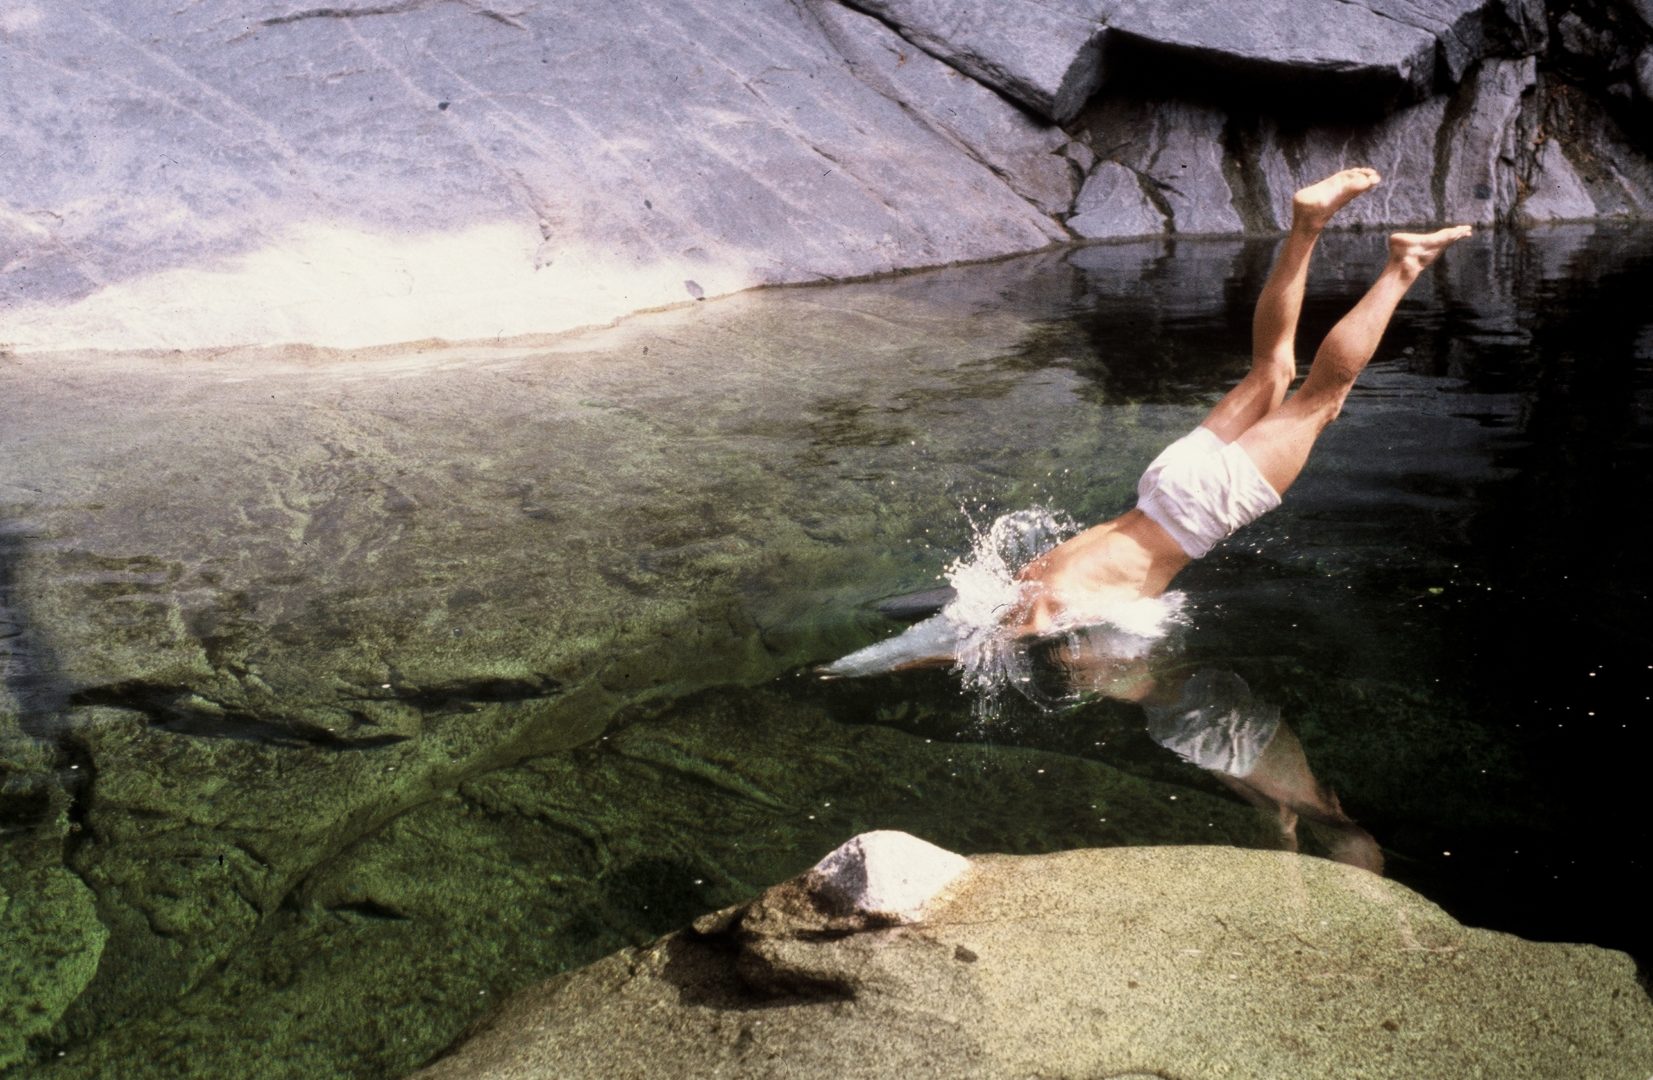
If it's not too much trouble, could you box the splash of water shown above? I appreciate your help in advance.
[940,507,1187,717]
[820,506,1188,716]
[942,507,1073,705]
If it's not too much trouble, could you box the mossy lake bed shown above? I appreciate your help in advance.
[4,227,1651,1077]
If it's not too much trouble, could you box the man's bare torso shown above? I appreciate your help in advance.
[1011,509,1191,636]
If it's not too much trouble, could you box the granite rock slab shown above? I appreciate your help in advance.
[410,843,1653,1080]
[0,0,1065,352]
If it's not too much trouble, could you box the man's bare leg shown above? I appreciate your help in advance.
[1200,168,1382,443]
[1237,226,1473,495]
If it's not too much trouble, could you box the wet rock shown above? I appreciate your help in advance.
[0,727,105,1073]
[0,253,1180,1069]
[32,687,1282,1079]
[411,843,1653,1080]
[0,852,106,1072]
[838,0,1110,123]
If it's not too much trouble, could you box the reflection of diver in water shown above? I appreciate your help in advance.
[823,170,1470,676]
[1048,628,1384,874]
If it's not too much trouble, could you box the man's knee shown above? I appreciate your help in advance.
[1294,371,1354,424]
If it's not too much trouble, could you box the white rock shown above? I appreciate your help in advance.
[808,830,969,921]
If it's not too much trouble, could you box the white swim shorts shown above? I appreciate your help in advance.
[1136,426,1282,559]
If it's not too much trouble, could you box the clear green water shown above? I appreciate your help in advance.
[2,226,1650,1077]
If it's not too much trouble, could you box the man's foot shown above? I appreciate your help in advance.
[1292,168,1382,231]
[1388,225,1473,275]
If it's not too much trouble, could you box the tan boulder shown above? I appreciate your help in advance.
[411,839,1653,1080]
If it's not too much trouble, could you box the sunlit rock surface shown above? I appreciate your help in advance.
[410,843,1653,1080]
[3,0,1652,352]
[0,0,1070,351]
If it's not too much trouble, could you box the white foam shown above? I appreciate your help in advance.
[940,507,1186,713]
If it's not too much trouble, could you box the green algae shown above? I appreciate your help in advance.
[0,706,103,1071]
[35,687,1277,1080]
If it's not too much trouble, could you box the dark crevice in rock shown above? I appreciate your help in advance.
[58,740,97,861]
[1128,166,1176,233]
[388,674,564,714]
[329,897,413,921]
[1221,114,1275,233]
[1098,29,1414,123]
[262,0,528,30]
[262,1,436,26]
[66,683,409,749]
[1433,72,1480,221]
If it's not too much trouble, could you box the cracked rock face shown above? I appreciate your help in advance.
[4,0,1651,355]
[410,844,1653,1080]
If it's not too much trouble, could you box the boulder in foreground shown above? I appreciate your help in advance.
[411,837,1653,1080]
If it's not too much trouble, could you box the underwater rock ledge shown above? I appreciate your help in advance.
[409,834,1653,1080]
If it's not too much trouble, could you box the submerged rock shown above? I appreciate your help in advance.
[411,840,1653,1080]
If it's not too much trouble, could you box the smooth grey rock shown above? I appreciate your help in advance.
[1638,46,1653,101]
[410,845,1653,1080]
[1069,162,1165,239]
[839,0,1110,123]
[1085,99,1242,235]
[1517,139,1597,223]
[1251,100,1448,230]
[808,0,1078,215]
[1065,140,1097,175]
[1630,0,1653,31]
[1106,0,1438,104]
[0,0,1064,353]
[1439,58,1537,225]
[1357,0,1547,81]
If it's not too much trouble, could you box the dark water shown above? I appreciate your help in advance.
[806,225,1653,969]
[2,225,1651,1077]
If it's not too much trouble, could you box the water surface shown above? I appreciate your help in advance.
[2,226,1650,1078]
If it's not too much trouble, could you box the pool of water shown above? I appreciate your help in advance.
[2,225,1650,1077]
